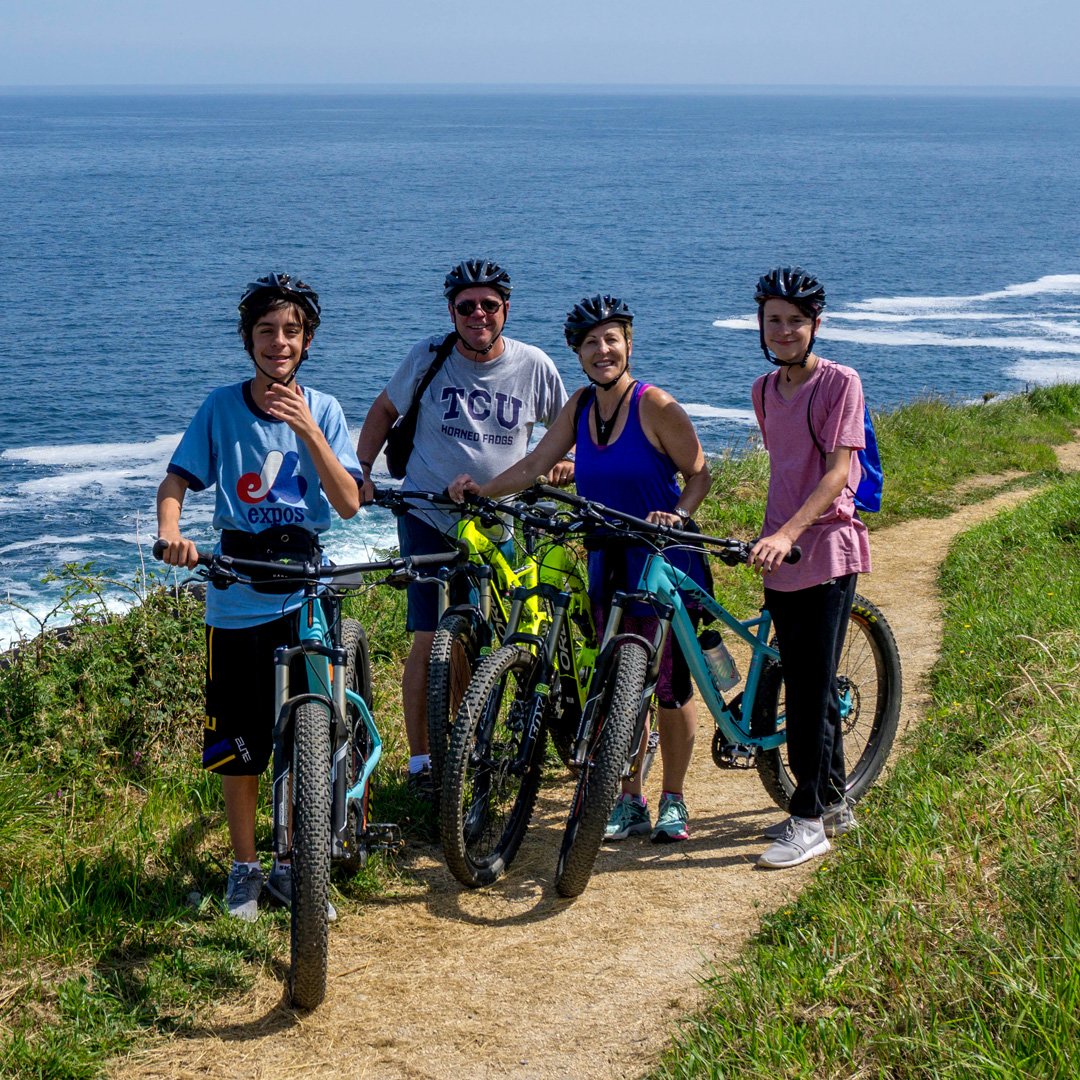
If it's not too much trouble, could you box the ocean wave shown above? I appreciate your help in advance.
[2,433,182,466]
[819,327,1080,353]
[682,404,757,422]
[1004,358,1080,384]
[850,273,1080,312]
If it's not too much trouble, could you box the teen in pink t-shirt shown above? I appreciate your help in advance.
[747,267,870,870]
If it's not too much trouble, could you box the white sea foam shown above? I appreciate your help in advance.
[851,274,1080,313]
[818,326,1080,354]
[16,462,167,498]
[2,434,181,466]
[1004,358,1080,384]
[682,404,757,423]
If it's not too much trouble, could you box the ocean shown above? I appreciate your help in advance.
[2,89,1079,646]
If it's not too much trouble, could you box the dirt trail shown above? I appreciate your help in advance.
[114,441,1080,1080]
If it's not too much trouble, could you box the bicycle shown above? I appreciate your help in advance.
[372,487,568,795]
[437,489,597,888]
[153,539,454,1008]
[512,487,902,899]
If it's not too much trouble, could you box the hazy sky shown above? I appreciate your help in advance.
[4,0,1079,88]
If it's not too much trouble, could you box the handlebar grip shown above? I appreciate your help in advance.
[786,546,802,564]
[152,539,168,560]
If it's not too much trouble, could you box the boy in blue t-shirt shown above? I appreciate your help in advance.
[156,273,362,921]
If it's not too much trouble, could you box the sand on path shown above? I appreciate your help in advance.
[112,440,1080,1080]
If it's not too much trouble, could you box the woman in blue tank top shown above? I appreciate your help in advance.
[449,294,711,845]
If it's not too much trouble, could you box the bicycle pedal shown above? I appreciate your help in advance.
[712,738,756,769]
[362,822,404,852]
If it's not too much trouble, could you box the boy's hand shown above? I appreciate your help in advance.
[157,535,199,569]
[264,383,317,440]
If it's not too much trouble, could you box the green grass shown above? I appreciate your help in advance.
[1,383,1078,1077]
[653,476,1080,1078]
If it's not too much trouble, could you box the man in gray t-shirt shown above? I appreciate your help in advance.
[355,259,572,801]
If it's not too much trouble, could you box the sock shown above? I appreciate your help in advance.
[409,754,431,774]
[234,860,261,874]
[662,790,684,802]
[629,794,646,808]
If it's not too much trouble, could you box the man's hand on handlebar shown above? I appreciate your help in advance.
[447,474,481,503]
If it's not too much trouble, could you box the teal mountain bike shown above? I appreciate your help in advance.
[515,488,902,899]
[154,540,453,1008]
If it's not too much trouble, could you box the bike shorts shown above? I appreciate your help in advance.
[397,511,512,634]
[203,614,308,776]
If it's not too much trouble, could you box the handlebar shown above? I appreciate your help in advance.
[519,485,801,566]
[151,538,462,588]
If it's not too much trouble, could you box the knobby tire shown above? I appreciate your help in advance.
[341,618,373,875]
[427,613,480,794]
[289,700,332,1010]
[440,645,546,888]
[752,593,902,810]
[554,640,648,899]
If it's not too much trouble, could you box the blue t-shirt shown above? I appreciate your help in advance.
[167,380,362,628]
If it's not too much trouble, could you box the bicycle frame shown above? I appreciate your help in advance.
[437,513,547,641]
[606,552,786,752]
[270,588,381,864]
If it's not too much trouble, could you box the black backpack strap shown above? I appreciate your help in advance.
[805,377,825,458]
[411,331,458,411]
[758,370,777,426]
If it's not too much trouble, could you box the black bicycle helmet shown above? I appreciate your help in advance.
[238,272,321,329]
[443,259,512,300]
[754,266,826,316]
[754,266,825,369]
[563,294,635,350]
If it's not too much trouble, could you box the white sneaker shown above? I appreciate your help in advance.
[758,816,830,869]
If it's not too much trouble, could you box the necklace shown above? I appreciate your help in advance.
[594,380,636,446]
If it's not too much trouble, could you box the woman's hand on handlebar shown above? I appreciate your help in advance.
[546,458,575,487]
[447,474,481,503]
[646,509,686,529]
[155,534,200,569]
[748,531,796,576]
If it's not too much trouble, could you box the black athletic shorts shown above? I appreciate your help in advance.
[203,614,308,776]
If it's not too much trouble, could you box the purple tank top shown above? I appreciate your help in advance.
[575,383,708,607]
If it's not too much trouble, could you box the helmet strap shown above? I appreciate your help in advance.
[252,354,304,387]
[757,309,816,378]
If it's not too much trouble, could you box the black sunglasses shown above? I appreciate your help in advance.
[454,298,504,316]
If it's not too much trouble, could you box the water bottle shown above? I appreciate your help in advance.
[698,628,739,692]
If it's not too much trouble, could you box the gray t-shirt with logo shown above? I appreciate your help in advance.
[386,334,568,535]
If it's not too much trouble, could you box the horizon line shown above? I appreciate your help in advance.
[3,81,1080,95]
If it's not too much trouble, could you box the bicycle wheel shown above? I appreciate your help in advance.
[753,594,902,810]
[341,618,373,875]
[554,640,648,899]
[289,699,332,1010]
[440,644,546,888]
[427,612,480,793]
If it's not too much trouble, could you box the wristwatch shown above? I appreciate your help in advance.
[674,507,690,522]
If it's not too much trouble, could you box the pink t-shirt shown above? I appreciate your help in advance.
[752,358,872,592]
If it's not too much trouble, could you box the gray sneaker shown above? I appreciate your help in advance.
[763,801,855,840]
[823,800,856,837]
[224,863,264,921]
[758,816,831,869]
[762,815,793,841]
[266,863,337,922]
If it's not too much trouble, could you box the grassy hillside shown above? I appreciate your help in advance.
[1,385,1078,1077]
